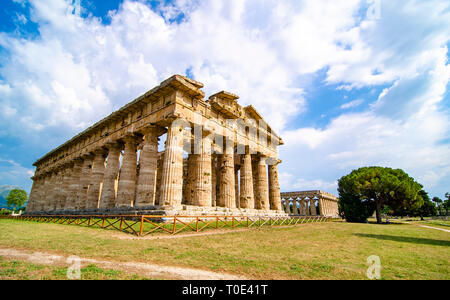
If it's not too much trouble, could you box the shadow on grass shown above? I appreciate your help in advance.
[354,233,450,247]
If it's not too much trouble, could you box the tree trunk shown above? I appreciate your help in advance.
[376,200,382,224]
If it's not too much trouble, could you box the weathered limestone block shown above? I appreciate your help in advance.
[255,156,270,210]
[239,151,254,209]
[117,135,139,207]
[135,128,160,207]
[159,121,185,207]
[268,161,282,211]
[86,149,106,209]
[100,143,122,209]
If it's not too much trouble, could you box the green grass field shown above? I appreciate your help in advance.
[0,218,448,280]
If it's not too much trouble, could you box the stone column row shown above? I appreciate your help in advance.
[27,120,283,213]
[281,197,319,216]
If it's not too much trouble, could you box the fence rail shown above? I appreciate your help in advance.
[0,214,331,237]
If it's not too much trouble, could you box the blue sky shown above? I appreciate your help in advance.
[0,0,449,199]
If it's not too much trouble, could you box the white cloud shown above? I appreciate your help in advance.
[341,99,363,109]
[0,0,449,197]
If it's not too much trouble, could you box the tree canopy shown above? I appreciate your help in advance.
[338,167,424,223]
[6,189,27,211]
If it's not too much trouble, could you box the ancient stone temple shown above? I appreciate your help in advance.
[26,75,287,217]
[281,191,339,217]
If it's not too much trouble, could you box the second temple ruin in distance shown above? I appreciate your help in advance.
[25,75,339,217]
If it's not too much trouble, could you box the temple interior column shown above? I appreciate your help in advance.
[268,160,281,211]
[135,127,160,207]
[234,164,240,208]
[100,143,122,209]
[211,155,217,207]
[239,147,254,209]
[117,135,139,207]
[217,137,235,208]
[87,149,106,209]
[185,153,195,205]
[159,121,185,207]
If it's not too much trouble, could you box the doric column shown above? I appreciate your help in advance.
[100,142,122,208]
[45,171,57,211]
[234,165,240,208]
[59,164,72,210]
[182,158,189,205]
[310,198,317,216]
[76,154,94,210]
[117,135,139,207]
[159,121,185,207]
[217,138,235,208]
[184,154,195,205]
[300,198,306,216]
[192,134,212,207]
[30,176,41,211]
[27,176,39,211]
[255,155,269,210]
[305,198,310,216]
[239,148,254,209]
[268,160,282,211]
[65,159,83,210]
[318,197,324,216]
[292,198,299,215]
[52,168,64,211]
[154,152,164,206]
[38,174,50,211]
[284,199,290,213]
[86,149,106,209]
[135,127,160,207]
[211,155,217,207]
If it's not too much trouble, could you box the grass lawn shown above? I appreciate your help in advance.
[0,218,448,280]
[0,256,151,280]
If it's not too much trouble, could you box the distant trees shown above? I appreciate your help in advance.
[338,167,424,224]
[6,189,27,211]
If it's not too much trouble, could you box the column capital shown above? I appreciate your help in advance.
[137,124,167,137]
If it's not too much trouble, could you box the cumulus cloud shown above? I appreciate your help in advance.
[0,0,449,197]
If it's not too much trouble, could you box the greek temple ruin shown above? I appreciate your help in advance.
[25,75,290,217]
[281,191,339,217]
